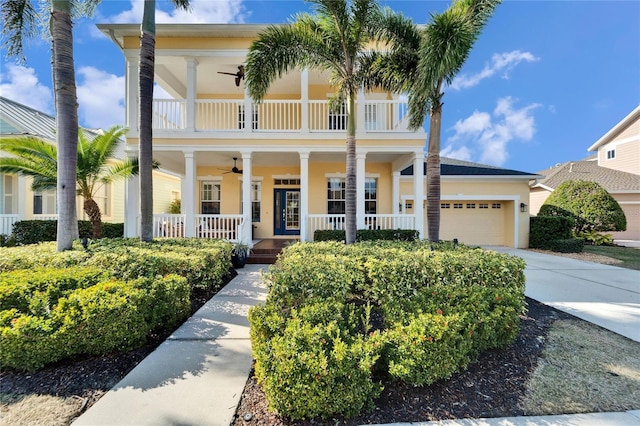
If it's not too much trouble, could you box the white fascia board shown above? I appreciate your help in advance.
[588,105,640,152]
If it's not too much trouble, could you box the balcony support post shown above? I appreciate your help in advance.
[413,151,425,239]
[186,57,198,131]
[241,152,253,244]
[184,151,196,237]
[356,150,366,230]
[126,56,139,136]
[299,150,310,241]
[301,68,309,132]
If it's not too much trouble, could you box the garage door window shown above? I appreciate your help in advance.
[441,203,450,209]
[466,203,476,209]
[492,203,501,209]
[454,203,463,209]
[479,203,488,209]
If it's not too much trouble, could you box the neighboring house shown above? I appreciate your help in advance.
[0,96,181,236]
[97,23,537,248]
[530,106,640,240]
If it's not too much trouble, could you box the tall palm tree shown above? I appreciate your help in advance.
[0,125,140,238]
[245,0,414,244]
[138,0,190,242]
[374,0,500,242]
[1,0,100,251]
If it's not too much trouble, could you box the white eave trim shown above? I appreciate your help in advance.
[588,105,640,152]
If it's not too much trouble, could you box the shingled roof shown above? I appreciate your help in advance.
[533,159,640,192]
[401,157,539,178]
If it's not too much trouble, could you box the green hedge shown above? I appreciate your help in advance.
[249,241,526,420]
[529,215,574,249]
[0,271,190,371]
[549,238,584,253]
[11,220,124,245]
[313,229,419,242]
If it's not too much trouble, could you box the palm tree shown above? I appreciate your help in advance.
[374,0,500,242]
[0,125,140,238]
[245,0,414,244]
[1,0,100,251]
[138,0,190,242]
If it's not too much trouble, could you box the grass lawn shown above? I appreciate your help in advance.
[583,245,640,270]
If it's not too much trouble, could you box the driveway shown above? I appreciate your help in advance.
[486,247,640,342]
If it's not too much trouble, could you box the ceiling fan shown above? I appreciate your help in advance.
[219,157,243,174]
[217,65,245,87]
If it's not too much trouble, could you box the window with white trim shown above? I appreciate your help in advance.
[92,183,111,217]
[201,181,221,214]
[252,182,261,222]
[606,149,616,160]
[365,178,377,214]
[2,175,15,214]
[34,190,56,215]
[327,178,345,214]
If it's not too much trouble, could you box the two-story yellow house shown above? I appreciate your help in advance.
[99,23,537,248]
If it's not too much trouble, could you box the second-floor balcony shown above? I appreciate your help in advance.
[151,98,412,134]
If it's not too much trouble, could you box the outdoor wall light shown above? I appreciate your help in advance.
[520,203,528,213]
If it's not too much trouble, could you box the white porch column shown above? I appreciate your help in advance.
[185,57,198,131]
[17,176,28,220]
[413,151,425,239]
[243,87,253,133]
[241,151,253,244]
[357,87,365,133]
[299,150,310,241]
[124,149,139,237]
[356,151,367,230]
[392,171,400,215]
[125,57,139,136]
[183,151,196,237]
[301,68,309,132]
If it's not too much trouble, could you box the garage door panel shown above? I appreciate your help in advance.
[439,201,504,246]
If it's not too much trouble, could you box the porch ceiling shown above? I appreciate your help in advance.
[153,151,406,176]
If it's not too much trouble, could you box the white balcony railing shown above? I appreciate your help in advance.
[153,214,186,237]
[155,99,411,133]
[0,214,18,236]
[306,213,415,240]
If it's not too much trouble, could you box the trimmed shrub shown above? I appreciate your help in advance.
[313,229,419,242]
[529,215,574,249]
[11,220,124,245]
[0,273,189,371]
[549,238,584,253]
[251,241,527,420]
[250,302,382,420]
[539,180,626,233]
[577,230,613,246]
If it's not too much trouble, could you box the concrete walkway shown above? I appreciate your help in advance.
[73,249,640,426]
[73,265,267,426]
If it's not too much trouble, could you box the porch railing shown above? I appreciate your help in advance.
[0,214,18,236]
[156,99,410,133]
[307,213,416,240]
[152,214,244,242]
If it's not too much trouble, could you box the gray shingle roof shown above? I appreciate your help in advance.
[534,159,640,192]
[401,157,539,177]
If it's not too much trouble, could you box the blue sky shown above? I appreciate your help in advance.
[1,0,638,174]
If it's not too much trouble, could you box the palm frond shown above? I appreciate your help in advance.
[0,0,38,62]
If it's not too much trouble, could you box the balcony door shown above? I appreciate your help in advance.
[274,189,300,235]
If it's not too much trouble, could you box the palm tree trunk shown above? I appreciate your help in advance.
[51,0,79,251]
[345,95,357,244]
[139,0,155,242]
[84,198,102,239]
[426,101,442,242]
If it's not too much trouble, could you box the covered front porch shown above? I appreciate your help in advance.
[126,147,426,246]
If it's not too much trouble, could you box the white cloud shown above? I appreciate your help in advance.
[450,50,539,91]
[108,0,245,24]
[442,97,541,166]
[76,66,126,129]
[0,64,53,113]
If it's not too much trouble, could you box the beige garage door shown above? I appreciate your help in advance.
[439,201,505,246]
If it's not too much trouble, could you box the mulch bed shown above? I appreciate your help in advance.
[231,297,574,425]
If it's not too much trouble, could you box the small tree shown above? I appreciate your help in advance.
[539,180,626,234]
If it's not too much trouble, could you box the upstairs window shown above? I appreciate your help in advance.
[606,149,616,160]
